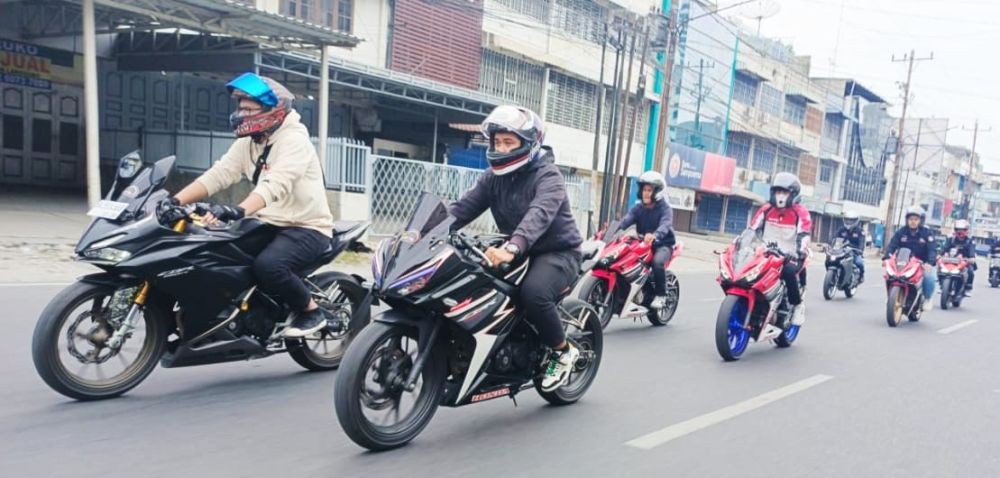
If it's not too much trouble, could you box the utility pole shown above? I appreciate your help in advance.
[651,1,678,173]
[961,120,991,219]
[882,49,933,252]
[693,58,715,147]
[599,23,627,227]
[617,20,652,212]
[610,19,639,220]
[589,22,609,237]
[896,118,924,227]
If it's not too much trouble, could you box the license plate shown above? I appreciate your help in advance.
[86,200,129,220]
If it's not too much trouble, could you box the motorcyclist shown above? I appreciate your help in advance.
[835,210,866,282]
[884,206,938,311]
[619,171,676,309]
[942,219,977,296]
[748,172,811,327]
[163,73,336,338]
[449,105,584,392]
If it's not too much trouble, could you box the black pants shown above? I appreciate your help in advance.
[651,245,674,296]
[967,266,976,290]
[253,227,330,311]
[519,250,582,348]
[782,260,805,306]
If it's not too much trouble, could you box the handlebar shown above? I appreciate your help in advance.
[450,231,511,273]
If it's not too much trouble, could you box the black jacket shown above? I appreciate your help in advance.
[885,226,937,264]
[620,196,675,247]
[943,236,976,259]
[835,226,865,250]
[450,147,583,255]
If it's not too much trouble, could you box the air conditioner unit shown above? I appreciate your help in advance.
[757,112,768,126]
[741,106,752,119]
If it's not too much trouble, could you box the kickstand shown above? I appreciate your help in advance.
[509,394,518,407]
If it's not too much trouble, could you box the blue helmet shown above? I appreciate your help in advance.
[226,72,279,108]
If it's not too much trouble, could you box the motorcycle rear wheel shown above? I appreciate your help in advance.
[647,272,679,326]
[536,299,603,405]
[286,272,368,371]
[940,278,952,310]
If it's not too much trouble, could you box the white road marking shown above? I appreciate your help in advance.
[625,374,834,450]
[0,282,71,288]
[937,320,978,335]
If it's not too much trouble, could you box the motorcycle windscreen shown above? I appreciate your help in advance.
[895,248,912,267]
[732,229,764,272]
[381,193,457,287]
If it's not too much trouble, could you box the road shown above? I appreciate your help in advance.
[2,269,998,478]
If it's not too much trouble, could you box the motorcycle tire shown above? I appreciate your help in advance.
[334,321,446,451]
[536,298,603,405]
[822,269,838,300]
[716,295,750,361]
[886,285,905,327]
[32,281,168,401]
[647,272,680,326]
[577,274,615,330]
[940,278,952,310]
[286,272,368,371]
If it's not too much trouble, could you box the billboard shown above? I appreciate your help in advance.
[0,39,76,90]
[664,142,736,194]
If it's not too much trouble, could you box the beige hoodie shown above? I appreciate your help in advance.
[196,110,335,237]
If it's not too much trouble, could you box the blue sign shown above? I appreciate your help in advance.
[664,142,705,190]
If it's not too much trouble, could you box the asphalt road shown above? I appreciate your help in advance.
[2,269,999,478]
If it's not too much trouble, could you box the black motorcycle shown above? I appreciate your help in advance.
[989,253,1000,288]
[32,152,371,401]
[822,238,861,300]
[334,194,603,451]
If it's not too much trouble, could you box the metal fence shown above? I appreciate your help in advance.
[367,155,593,239]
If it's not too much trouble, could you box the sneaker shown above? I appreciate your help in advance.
[923,300,934,312]
[282,308,328,338]
[964,289,972,298]
[790,304,806,326]
[540,344,580,392]
[650,295,668,309]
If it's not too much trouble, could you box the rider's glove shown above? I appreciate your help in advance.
[156,197,186,225]
[205,204,245,222]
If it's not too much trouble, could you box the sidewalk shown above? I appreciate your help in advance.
[0,191,881,283]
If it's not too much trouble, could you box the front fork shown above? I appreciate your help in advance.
[106,281,150,350]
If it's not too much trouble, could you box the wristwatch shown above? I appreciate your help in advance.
[504,242,521,257]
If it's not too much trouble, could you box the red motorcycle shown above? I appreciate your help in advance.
[882,247,925,327]
[937,248,971,310]
[577,221,683,329]
[714,229,806,361]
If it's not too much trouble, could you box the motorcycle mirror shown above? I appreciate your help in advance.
[150,155,177,187]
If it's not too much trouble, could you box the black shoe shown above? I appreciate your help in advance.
[283,309,328,338]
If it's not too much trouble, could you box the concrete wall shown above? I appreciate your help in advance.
[546,123,647,176]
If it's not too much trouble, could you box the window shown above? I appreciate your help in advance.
[820,160,834,183]
[338,0,352,32]
[2,114,23,150]
[823,115,842,141]
[783,97,806,126]
[726,133,751,168]
[775,146,799,174]
[752,140,775,173]
[547,71,599,132]
[601,92,648,143]
[281,0,352,32]
[551,0,605,44]
[759,84,783,117]
[733,74,758,106]
[479,49,545,114]
[59,122,78,155]
[287,0,296,16]
[495,0,548,22]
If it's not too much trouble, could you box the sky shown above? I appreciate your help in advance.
[719,0,1000,174]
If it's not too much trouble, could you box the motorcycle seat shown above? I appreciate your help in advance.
[333,221,364,237]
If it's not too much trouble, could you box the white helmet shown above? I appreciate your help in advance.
[843,210,860,229]
[636,171,666,200]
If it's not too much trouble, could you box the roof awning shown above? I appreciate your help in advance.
[449,123,483,133]
[21,0,359,49]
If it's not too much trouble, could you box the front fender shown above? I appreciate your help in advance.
[77,272,142,287]
[374,309,442,358]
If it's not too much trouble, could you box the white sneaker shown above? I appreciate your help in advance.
[540,344,580,392]
[650,295,668,309]
[923,300,934,312]
[790,304,806,326]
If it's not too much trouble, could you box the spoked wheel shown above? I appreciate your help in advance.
[287,272,367,371]
[536,298,603,405]
[577,275,614,329]
[32,281,167,400]
[886,285,905,327]
[334,322,445,451]
[716,295,750,361]
[647,272,680,326]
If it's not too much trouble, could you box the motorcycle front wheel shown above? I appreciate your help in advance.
[939,278,952,310]
[822,269,838,300]
[886,285,905,327]
[577,274,615,329]
[32,281,168,401]
[334,321,445,451]
[715,295,750,361]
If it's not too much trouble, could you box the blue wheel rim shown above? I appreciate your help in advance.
[783,324,800,342]
[727,299,750,357]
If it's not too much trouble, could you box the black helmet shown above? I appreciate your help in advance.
[636,170,666,200]
[769,172,801,208]
[480,105,545,176]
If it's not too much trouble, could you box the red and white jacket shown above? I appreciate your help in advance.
[748,203,812,256]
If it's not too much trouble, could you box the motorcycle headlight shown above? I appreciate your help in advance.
[901,267,917,279]
[372,239,390,286]
[389,265,438,297]
[81,247,132,264]
[719,255,731,280]
[600,244,626,264]
[742,263,765,282]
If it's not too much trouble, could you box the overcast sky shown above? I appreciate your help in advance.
[723,0,1000,174]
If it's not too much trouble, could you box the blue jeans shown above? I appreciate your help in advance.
[853,254,865,277]
[922,267,937,299]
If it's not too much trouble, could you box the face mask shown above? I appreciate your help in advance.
[774,192,789,208]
